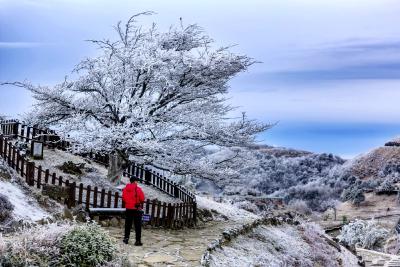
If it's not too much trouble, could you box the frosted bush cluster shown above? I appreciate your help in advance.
[380,160,400,177]
[0,222,74,266]
[341,180,365,205]
[58,224,117,267]
[287,200,312,215]
[0,222,124,267]
[338,219,388,250]
[376,176,397,193]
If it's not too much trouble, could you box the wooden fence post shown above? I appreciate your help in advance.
[26,127,31,143]
[145,168,151,185]
[37,165,42,189]
[26,161,35,186]
[156,200,162,226]
[78,183,83,205]
[162,202,167,227]
[193,202,197,226]
[86,185,91,210]
[174,183,179,198]
[45,169,50,184]
[107,190,112,208]
[13,122,19,138]
[3,138,7,160]
[168,203,175,228]
[151,199,157,226]
[7,142,11,165]
[67,182,76,209]
[11,147,16,169]
[93,187,98,208]
[0,135,3,155]
[20,157,25,177]
[114,192,119,208]
[100,189,105,207]
[52,173,56,184]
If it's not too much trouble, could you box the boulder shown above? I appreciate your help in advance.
[0,193,13,223]
[63,207,74,220]
[100,220,110,227]
[110,217,119,227]
[71,204,89,222]
[58,161,85,175]
[0,165,11,180]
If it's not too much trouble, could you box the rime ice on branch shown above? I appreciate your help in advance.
[7,12,270,180]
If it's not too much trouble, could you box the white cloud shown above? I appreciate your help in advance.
[0,42,44,48]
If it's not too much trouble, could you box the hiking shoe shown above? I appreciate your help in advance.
[134,241,143,246]
[123,238,129,244]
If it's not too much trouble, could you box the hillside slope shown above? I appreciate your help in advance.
[207,222,358,267]
[195,145,349,212]
[350,144,400,180]
[0,160,57,230]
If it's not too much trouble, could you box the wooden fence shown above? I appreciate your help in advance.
[0,134,197,228]
[0,120,196,203]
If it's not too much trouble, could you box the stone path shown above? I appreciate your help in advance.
[108,220,241,266]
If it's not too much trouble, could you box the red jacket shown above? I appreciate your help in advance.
[122,183,145,210]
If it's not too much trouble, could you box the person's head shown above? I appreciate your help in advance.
[130,177,139,183]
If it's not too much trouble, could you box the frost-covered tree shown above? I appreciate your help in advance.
[376,177,397,194]
[5,13,269,179]
[338,219,388,250]
[341,181,365,206]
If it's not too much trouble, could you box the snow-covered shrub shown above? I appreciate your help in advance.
[341,181,365,205]
[376,177,397,193]
[58,223,116,266]
[360,179,380,192]
[277,181,342,212]
[338,220,388,250]
[0,222,74,266]
[234,200,259,213]
[380,161,400,177]
[0,222,121,267]
[288,200,312,215]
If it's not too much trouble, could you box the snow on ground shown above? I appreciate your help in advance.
[196,195,260,223]
[32,147,108,181]
[208,223,359,267]
[32,147,180,203]
[0,180,50,222]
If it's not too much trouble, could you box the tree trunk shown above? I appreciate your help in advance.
[107,153,126,185]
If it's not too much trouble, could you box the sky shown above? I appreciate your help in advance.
[1,0,400,158]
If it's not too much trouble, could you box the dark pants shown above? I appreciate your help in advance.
[124,209,142,242]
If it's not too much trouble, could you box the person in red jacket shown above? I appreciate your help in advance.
[122,176,145,245]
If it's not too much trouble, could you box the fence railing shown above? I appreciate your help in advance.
[0,135,197,228]
[0,120,196,203]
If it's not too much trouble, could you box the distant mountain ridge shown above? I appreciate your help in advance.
[196,138,400,212]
